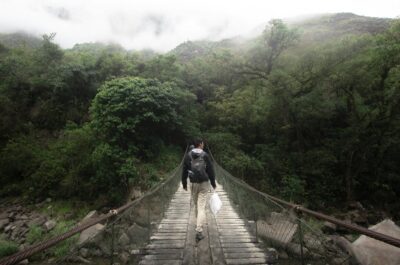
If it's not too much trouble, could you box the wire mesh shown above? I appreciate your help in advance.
[215,164,351,265]
[53,162,183,265]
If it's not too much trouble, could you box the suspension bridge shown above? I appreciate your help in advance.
[1,151,400,265]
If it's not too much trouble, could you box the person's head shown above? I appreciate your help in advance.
[193,138,204,149]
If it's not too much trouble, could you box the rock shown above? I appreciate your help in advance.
[119,251,130,265]
[0,218,10,230]
[77,257,91,264]
[266,248,278,264]
[18,214,29,220]
[118,233,130,246]
[92,249,102,256]
[349,201,365,211]
[286,242,309,257]
[352,219,400,265]
[78,223,105,245]
[46,198,52,203]
[44,220,57,231]
[322,221,337,234]
[81,210,98,223]
[64,212,74,220]
[28,217,46,227]
[0,212,8,219]
[17,259,29,264]
[279,250,289,259]
[4,224,13,233]
[130,188,143,200]
[79,248,89,258]
[126,223,149,245]
[8,212,16,220]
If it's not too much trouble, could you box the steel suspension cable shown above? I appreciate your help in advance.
[207,147,400,249]
[0,147,187,265]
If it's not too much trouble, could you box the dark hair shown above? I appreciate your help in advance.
[193,138,204,148]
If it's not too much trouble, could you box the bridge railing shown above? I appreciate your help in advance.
[52,162,184,265]
[215,164,352,265]
[0,155,184,265]
[214,158,400,264]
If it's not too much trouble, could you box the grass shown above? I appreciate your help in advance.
[26,220,79,259]
[26,199,91,260]
[37,200,91,220]
[26,225,44,244]
[0,236,19,259]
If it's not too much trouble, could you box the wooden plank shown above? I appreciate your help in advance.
[221,242,260,248]
[143,253,182,260]
[139,260,182,265]
[151,235,186,240]
[223,247,266,253]
[225,258,267,264]
[183,203,196,265]
[224,252,266,259]
[146,242,185,249]
[206,206,225,265]
[145,249,183,254]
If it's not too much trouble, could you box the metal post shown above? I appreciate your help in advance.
[147,205,151,243]
[253,207,258,243]
[297,217,305,265]
[162,185,165,218]
[110,223,115,265]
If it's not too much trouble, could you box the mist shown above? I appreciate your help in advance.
[0,0,399,51]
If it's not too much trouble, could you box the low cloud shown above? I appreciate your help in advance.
[0,0,398,52]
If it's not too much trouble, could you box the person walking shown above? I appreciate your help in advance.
[182,139,216,242]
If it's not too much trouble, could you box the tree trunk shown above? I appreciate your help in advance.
[345,150,355,203]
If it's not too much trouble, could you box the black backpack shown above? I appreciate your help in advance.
[189,152,209,182]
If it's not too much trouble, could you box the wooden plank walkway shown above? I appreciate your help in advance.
[138,184,272,265]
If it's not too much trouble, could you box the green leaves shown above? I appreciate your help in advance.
[90,77,196,157]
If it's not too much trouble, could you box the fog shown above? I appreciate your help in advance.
[0,0,399,51]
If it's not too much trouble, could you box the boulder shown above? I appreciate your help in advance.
[266,248,278,264]
[44,220,57,231]
[352,219,400,265]
[127,223,149,245]
[27,216,46,227]
[78,223,105,245]
[0,218,9,230]
[118,233,130,246]
[119,251,130,265]
[322,221,337,234]
[81,210,98,223]
[79,248,89,258]
[130,188,143,200]
[0,212,8,219]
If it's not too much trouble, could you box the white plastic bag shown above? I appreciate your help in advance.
[210,192,222,215]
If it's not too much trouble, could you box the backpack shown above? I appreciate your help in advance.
[189,151,209,182]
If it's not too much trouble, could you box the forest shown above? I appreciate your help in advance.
[0,13,399,221]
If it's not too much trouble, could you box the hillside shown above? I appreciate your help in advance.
[170,13,392,63]
[290,13,391,45]
[0,32,42,49]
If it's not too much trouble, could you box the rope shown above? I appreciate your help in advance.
[208,148,400,249]
[0,147,187,265]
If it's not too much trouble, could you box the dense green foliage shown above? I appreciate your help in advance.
[0,13,399,219]
[0,236,18,258]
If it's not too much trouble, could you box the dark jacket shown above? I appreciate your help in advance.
[182,148,216,190]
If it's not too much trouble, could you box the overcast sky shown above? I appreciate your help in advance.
[0,0,399,51]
